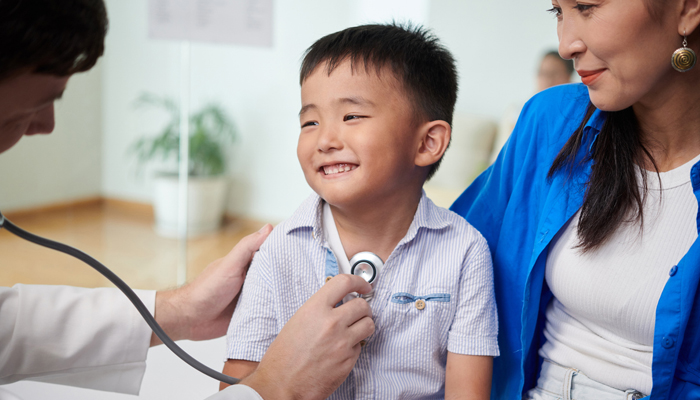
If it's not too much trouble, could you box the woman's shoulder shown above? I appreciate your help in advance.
[525,83,590,112]
[521,83,590,123]
[511,84,592,150]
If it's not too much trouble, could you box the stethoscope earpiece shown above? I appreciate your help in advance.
[349,252,384,284]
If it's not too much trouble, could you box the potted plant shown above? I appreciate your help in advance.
[130,93,237,237]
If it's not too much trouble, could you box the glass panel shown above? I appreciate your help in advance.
[0,1,561,397]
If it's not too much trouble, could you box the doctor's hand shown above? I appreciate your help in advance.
[240,274,375,400]
[150,224,273,346]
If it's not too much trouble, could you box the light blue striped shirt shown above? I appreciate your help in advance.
[226,191,499,399]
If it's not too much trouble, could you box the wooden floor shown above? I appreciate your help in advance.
[0,200,265,290]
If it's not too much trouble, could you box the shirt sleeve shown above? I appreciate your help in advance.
[204,384,264,400]
[0,284,155,394]
[225,251,278,362]
[447,237,500,356]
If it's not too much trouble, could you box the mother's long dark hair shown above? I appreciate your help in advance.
[547,104,658,252]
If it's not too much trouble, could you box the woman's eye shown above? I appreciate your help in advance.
[546,6,562,17]
[573,3,594,13]
[301,121,318,128]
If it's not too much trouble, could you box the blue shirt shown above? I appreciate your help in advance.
[451,83,700,400]
[227,191,499,399]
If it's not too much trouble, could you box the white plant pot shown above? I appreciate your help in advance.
[152,175,228,238]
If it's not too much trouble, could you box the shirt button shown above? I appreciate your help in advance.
[415,299,426,310]
[325,276,333,283]
[661,336,675,349]
[669,265,678,276]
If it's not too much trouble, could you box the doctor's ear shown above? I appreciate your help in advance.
[414,120,451,168]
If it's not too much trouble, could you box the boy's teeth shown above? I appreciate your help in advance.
[323,163,357,175]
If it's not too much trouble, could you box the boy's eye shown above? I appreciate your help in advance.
[343,115,366,122]
[301,121,318,128]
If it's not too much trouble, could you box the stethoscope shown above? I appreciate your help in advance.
[348,251,384,303]
[0,209,385,385]
[349,251,383,285]
[0,211,240,385]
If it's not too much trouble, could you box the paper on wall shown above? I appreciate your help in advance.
[148,0,273,47]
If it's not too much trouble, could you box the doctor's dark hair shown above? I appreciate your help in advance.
[0,0,108,81]
[299,23,458,180]
[548,104,658,252]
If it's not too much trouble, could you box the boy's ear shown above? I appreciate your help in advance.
[415,120,451,168]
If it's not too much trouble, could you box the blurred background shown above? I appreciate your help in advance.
[0,0,568,398]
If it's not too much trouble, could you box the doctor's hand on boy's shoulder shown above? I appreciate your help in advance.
[241,274,375,400]
[150,224,274,346]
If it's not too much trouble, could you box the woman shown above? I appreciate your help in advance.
[452,0,700,399]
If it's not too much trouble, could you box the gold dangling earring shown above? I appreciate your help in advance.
[672,31,697,72]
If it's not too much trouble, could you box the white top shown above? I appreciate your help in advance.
[0,284,260,399]
[541,154,700,394]
[322,201,352,275]
[322,201,361,304]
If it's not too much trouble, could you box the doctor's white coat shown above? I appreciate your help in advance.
[0,284,260,399]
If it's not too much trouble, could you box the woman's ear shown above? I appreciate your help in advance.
[680,0,700,37]
[415,120,451,168]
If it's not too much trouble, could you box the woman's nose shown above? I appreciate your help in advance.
[557,16,586,62]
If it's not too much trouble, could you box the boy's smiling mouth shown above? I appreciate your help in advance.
[322,163,358,176]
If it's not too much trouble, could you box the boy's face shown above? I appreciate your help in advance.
[298,60,422,209]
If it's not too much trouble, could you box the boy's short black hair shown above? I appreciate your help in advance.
[300,23,458,180]
[0,0,108,81]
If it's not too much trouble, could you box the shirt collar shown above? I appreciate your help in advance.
[284,190,452,244]
[400,190,452,245]
[583,107,606,154]
[284,193,323,238]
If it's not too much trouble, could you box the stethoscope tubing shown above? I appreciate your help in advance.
[0,211,240,385]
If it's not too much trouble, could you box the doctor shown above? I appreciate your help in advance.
[0,0,375,399]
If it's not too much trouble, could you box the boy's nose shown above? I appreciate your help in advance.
[317,125,343,152]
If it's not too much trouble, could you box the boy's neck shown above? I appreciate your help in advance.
[328,188,423,263]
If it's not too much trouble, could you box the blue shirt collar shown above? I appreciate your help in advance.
[584,107,606,154]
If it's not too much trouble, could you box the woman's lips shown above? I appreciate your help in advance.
[578,69,605,86]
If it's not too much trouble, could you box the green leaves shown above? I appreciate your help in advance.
[129,93,237,177]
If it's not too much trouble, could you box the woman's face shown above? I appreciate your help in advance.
[552,0,680,111]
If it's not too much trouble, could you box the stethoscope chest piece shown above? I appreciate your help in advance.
[349,252,384,284]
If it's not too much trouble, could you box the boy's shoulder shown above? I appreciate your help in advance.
[418,193,489,252]
[259,193,322,252]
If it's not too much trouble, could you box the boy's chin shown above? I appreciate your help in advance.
[319,192,362,209]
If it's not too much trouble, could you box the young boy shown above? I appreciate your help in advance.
[222,24,498,399]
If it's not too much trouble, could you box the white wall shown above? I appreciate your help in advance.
[100,0,559,223]
[430,0,559,119]
[101,0,181,204]
[100,0,433,223]
[1,0,560,221]
[0,65,103,212]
